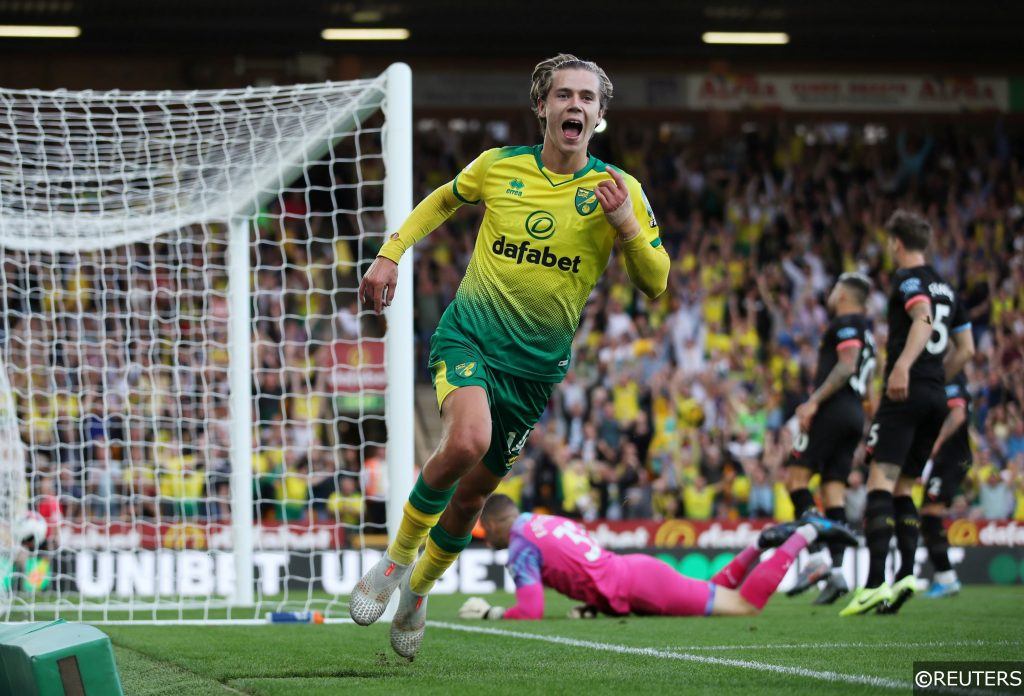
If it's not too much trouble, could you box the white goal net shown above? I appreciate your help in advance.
[0,65,414,623]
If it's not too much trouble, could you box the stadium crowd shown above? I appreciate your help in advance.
[413,119,1024,525]
[3,117,1024,534]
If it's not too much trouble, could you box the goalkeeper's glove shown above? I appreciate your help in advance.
[458,596,505,620]
[567,604,599,619]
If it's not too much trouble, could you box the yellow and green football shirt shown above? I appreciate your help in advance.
[389,144,666,382]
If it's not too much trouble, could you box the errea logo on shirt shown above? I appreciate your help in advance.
[506,178,524,197]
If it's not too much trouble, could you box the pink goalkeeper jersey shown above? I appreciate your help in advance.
[505,513,630,617]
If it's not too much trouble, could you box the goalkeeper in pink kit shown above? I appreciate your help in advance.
[459,495,858,620]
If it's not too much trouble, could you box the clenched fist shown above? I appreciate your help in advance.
[594,166,636,239]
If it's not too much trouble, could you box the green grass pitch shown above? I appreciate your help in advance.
[103,587,1024,695]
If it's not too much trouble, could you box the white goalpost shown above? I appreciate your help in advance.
[0,64,414,623]
[0,353,28,615]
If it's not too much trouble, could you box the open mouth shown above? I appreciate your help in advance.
[561,119,583,141]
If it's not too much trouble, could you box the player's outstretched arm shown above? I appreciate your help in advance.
[459,530,547,620]
[360,183,465,313]
[501,583,545,620]
[457,584,546,621]
[470,536,546,620]
[595,167,669,300]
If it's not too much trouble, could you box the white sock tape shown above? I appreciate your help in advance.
[604,194,633,229]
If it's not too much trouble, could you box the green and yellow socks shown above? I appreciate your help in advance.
[410,525,473,595]
[385,473,474,595]
[386,474,456,565]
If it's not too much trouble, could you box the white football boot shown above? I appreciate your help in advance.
[349,552,411,626]
[390,571,428,659]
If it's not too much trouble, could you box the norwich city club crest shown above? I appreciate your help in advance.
[454,361,477,378]
[575,187,598,216]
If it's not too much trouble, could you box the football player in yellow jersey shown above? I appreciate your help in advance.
[349,53,669,658]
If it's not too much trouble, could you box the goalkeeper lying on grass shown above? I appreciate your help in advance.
[459,495,858,620]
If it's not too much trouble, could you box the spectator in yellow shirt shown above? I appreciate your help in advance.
[683,476,716,520]
[329,476,364,528]
[493,473,525,508]
[612,373,640,425]
[773,479,796,522]
[561,459,594,519]
[278,454,310,522]
[1013,476,1024,522]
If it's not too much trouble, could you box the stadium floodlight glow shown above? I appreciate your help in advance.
[702,31,789,45]
[322,28,410,41]
[595,119,608,134]
[0,25,80,38]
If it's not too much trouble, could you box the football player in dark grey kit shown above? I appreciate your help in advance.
[841,211,974,617]
[920,371,973,598]
[785,273,876,604]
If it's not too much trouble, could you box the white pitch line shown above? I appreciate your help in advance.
[429,621,909,691]
[90,618,357,626]
[661,639,1023,651]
